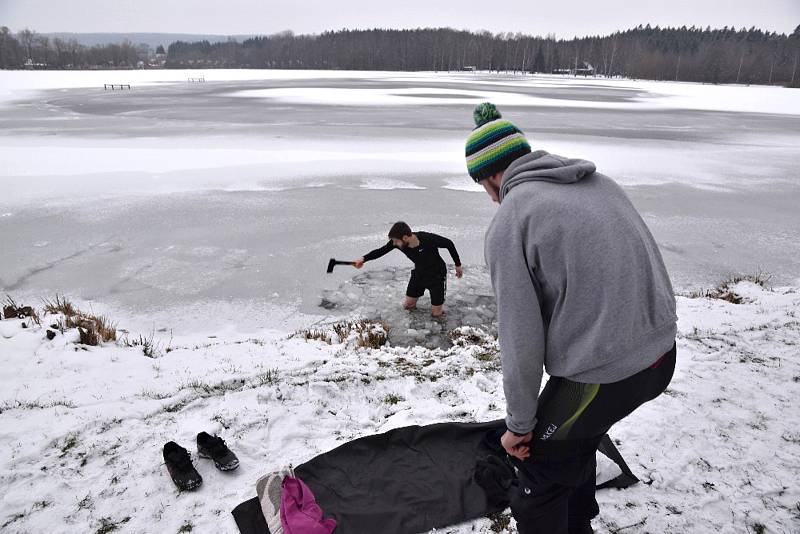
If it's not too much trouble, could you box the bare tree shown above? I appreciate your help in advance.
[34,35,49,65]
[18,28,35,60]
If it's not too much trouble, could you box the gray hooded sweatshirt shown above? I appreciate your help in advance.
[485,150,677,435]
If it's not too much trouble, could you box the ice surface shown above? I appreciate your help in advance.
[0,70,799,331]
[2,69,799,534]
[227,78,800,115]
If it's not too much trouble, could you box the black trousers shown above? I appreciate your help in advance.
[510,343,677,534]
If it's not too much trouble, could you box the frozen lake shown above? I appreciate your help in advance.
[1,70,799,332]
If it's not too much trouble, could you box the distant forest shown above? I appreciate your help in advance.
[2,24,799,86]
[0,27,159,69]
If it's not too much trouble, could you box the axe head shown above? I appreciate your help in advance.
[326,258,336,273]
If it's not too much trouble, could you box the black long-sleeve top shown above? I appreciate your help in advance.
[363,231,461,277]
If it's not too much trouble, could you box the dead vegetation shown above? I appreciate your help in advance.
[449,326,497,347]
[121,330,161,358]
[684,273,771,304]
[3,295,40,324]
[0,398,76,415]
[295,319,389,348]
[487,511,512,532]
[4,294,115,344]
[42,295,117,344]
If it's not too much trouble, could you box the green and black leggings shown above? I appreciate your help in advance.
[510,342,677,534]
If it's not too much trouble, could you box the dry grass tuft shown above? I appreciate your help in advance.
[122,330,160,358]
[356,321,389,348]
[685,272,772,304]
[42,294,77,317]
[295,319,389,348]
[41,295,116,345]
[3,295,40,324]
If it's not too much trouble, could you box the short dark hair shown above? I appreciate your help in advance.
[388,221,412,240]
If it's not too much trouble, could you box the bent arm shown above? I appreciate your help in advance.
[428,233,462,266]
[362,241,394,262]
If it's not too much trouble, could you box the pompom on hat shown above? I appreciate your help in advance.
[465,103,531,183]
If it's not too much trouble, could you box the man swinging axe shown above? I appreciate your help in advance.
[346,222,462,317]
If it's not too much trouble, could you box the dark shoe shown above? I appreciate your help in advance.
[163,441,203,491]
[197,432,240,471]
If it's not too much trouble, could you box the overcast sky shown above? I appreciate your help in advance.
[2,0,798,37]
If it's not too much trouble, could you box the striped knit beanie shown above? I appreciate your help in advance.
[465,103,531,183]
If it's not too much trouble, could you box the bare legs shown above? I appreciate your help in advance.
[404,297,444,317]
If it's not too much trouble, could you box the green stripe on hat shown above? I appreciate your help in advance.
[467,136,530,172]
[465,120,520,154]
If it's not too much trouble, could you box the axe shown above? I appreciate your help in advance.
[327,258,357,273]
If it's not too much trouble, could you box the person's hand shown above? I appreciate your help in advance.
[353,258,365,269]
[501,430,532,460]
[455,265,463,278]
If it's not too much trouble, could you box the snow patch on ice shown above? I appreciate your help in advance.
[442,178,484,192]
[359,178,425,190]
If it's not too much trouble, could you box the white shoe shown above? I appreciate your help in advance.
[256,466,294,534]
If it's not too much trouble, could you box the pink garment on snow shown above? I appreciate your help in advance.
[280,475,337,534]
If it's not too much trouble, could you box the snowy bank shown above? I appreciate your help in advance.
[0,281,799,533]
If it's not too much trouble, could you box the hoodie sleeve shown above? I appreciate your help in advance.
[485,200,546,435]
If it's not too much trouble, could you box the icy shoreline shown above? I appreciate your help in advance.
[0,281,798,533]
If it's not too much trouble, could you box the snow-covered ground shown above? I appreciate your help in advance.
[0,281,798,533]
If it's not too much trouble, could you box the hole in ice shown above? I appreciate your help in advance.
[319,266,497,349]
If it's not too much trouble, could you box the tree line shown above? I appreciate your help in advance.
[0,27,164,69]
[2,24,799,86]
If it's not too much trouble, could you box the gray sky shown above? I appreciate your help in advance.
[2,0,798,37]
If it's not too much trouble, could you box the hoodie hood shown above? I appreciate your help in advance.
[499,150,597,202]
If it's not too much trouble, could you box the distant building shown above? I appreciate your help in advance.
[553,62,595,76]
[149,45,167,68]
[23,58,48,70]
[576,62,595,76]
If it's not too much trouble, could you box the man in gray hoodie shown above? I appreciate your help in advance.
[466,103,677,533]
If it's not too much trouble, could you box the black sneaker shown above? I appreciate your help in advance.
[163,441,203,491]
[197,432,240,471]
